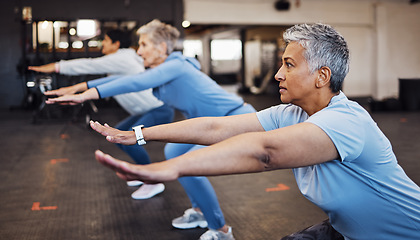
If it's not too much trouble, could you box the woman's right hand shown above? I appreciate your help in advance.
[90,121,138,145]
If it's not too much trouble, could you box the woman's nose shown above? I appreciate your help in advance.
[274,66,285,82]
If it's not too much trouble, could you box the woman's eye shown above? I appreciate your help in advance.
[286,62,293,67]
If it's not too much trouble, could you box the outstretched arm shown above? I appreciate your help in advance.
[95,122,339,183]
[28,63,56,73]
[90,112,264,146]
[44,82,88,96]
[44,75,118,105]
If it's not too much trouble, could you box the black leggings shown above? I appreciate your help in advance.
[281,219,344,240]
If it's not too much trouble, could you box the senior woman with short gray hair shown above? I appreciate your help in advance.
[92,23,420,240]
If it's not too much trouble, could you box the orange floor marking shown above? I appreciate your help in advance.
[31,202,58,211]
[265,183,290,192]
[60,134,70,139]
[50,158,69,164]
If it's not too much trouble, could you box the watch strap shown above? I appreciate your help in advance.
[132,125,146,145]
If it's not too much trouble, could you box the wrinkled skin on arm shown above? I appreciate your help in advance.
[95,120,339,183]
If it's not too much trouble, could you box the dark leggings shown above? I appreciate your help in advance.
[281,219,344,240]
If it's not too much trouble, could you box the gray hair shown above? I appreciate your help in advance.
[283,23,349,93]
[137,19,180,55]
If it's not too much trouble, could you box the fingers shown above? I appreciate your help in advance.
[45,95,81,105]
[95,150,132,176]
[44,90,59,96]
[90,120,137,146]
[90,120,102,132]
[45,98,61,104]
[90,121,110,137]
[95,149,174,184]
[45,96,61,104]
[90,121,129,144]
[95,150,121,171]
[45,97,76,105]
[28,66,42,72]
[95,150,139,181]
[90,121,119,143]
[95,150,127,180]
[106,136,117,143]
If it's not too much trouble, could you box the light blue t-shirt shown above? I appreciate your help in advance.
[256,92,420,240]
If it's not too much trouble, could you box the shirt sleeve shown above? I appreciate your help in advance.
[256,106,282,131]
[306,108,365,162]
[59,55,113,75]
[95,58,185,99]
[86,75,122,89]
[256,104,308,131]
[58,50,143,76]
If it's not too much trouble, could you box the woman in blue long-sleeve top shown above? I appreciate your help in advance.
[88,51,246,119]
[46,19,255,240]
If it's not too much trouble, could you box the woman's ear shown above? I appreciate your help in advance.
[112,40,121,50]
[316,66,331,88]
[158,42,168,56]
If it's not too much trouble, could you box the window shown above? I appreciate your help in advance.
[183,39,203,58]
[31,19,137,53]
[210,39,242,60]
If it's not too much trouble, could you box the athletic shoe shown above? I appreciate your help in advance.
[131,183,165,200]
[172,208,208,229]
[127,180,143,187]
[199,227,235,240]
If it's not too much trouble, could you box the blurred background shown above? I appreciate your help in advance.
[1,0,419,111]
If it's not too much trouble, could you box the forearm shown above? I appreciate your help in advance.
[169,132,270,177]
[72,82,88,93]
[144,113,261,145]
[28,63,56,73]
[91,113,262,147]
[95,68,166,98]
[144,117,224,145]
[164,122,340,177]
[96,119,220,147]
[95,122,340,183]
[81,88,100,100]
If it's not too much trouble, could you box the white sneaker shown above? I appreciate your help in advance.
[199,226,235,240]
[131,183,165,200]
[127,180,143,187]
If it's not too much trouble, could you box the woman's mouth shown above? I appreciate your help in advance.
[279,86,287,93]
